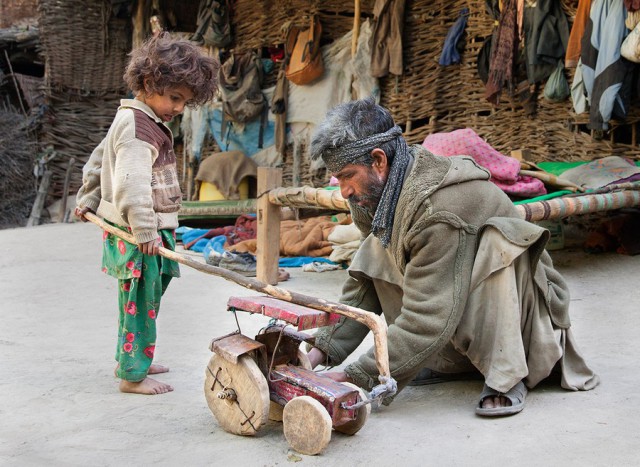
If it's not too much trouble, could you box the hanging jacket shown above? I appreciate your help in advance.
[523,0,570,83]
[370,0,406,77]
[580,0,631,130]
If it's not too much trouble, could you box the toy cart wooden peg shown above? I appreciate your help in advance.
[204,295,394,455]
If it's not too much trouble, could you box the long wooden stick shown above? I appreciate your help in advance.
[84,212,392,382]
[352,0,361,58]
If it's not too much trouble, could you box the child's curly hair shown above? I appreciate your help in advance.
[124,32,219,106]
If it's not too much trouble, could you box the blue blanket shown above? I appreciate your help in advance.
[177,227,338,267]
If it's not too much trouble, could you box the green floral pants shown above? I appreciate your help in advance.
[101,225,180,382]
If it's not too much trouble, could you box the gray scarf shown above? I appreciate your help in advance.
[322,125,410,247]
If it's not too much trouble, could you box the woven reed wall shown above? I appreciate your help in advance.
[40,90,122,199]
[37,0,131,200]
[231,0,640,169]
[0,0,38,28]
[230,0,373,49]
[379,0,640,163]
[38,1,130,93]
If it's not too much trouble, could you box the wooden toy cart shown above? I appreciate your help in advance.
[84,213,397,455]
[204,295,394,455]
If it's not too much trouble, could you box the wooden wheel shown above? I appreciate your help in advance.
[283,396,332,455]
[268,401,284,422]
[333,382,370,435]
[204,353,270,436]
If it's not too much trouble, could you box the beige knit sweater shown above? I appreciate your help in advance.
[77,99,182,244]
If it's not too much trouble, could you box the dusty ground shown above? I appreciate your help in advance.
[1,221,639,466]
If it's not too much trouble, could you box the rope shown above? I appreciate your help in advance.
[343,375,398,410]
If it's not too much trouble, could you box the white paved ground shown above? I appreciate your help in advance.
[1,221,638,466]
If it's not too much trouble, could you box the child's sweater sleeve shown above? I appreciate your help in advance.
[76,137,106,212]
[113,136,159,244]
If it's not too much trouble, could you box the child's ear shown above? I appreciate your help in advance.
[142,77,152,95]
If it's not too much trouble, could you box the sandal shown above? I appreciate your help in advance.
[475,381,527,417]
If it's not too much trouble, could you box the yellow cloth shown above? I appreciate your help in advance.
[195,151,256,199]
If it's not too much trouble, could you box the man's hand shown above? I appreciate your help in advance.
[323,371,353,384]
[74,206,94,222]
[139,237,162,256]
[306,349,354,383]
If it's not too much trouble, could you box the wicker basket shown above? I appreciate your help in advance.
[38,0,131,93]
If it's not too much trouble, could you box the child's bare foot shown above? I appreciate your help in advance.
[114,363,169,377]
[119,377,173,395]
[149,363,169,374]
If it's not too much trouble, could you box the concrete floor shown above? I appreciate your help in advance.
[1,221,639,466]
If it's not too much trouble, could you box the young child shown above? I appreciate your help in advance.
[75,33,218,395]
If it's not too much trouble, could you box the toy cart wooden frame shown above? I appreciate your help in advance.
[204,294,393,455]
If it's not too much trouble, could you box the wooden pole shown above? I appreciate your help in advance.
[83,211,391,381]
[27,170,52,227]
[292,136,301,188]
[3,50,27,116]
[351,0,361,58]
[186,162,194,201]
[59,157,76,223]
[256,167,282,285]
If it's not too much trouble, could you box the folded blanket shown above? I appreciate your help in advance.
[560,156,640,189]
[232,215,350,257]
[422,128,546,197]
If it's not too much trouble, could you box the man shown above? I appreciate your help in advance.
[307,97,599,416]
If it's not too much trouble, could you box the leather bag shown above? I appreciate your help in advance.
[284,15,324,86]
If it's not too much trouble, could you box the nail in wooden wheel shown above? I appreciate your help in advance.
[333,382,370,435]
[283,396,332,455]
[204,353,270,436]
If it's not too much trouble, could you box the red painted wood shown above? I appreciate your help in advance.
[268,365,358,427]
[227,295,341,330]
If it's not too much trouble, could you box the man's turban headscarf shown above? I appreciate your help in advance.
[320,125,411,248]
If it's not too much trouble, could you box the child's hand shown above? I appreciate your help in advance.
[74,206,94,222]
[139,237,162,256]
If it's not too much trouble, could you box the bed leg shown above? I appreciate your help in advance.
[257,167,282,285]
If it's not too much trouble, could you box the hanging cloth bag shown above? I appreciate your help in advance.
[284,15,324,85]
[543,61,570,102]
[191,0,232,48]
[218,51,267,148]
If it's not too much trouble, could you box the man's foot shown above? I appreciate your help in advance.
[114,363,170,377]
[119,377,174,395]
[475,381,527,417]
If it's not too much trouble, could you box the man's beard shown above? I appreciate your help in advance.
[350,169,386,216]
